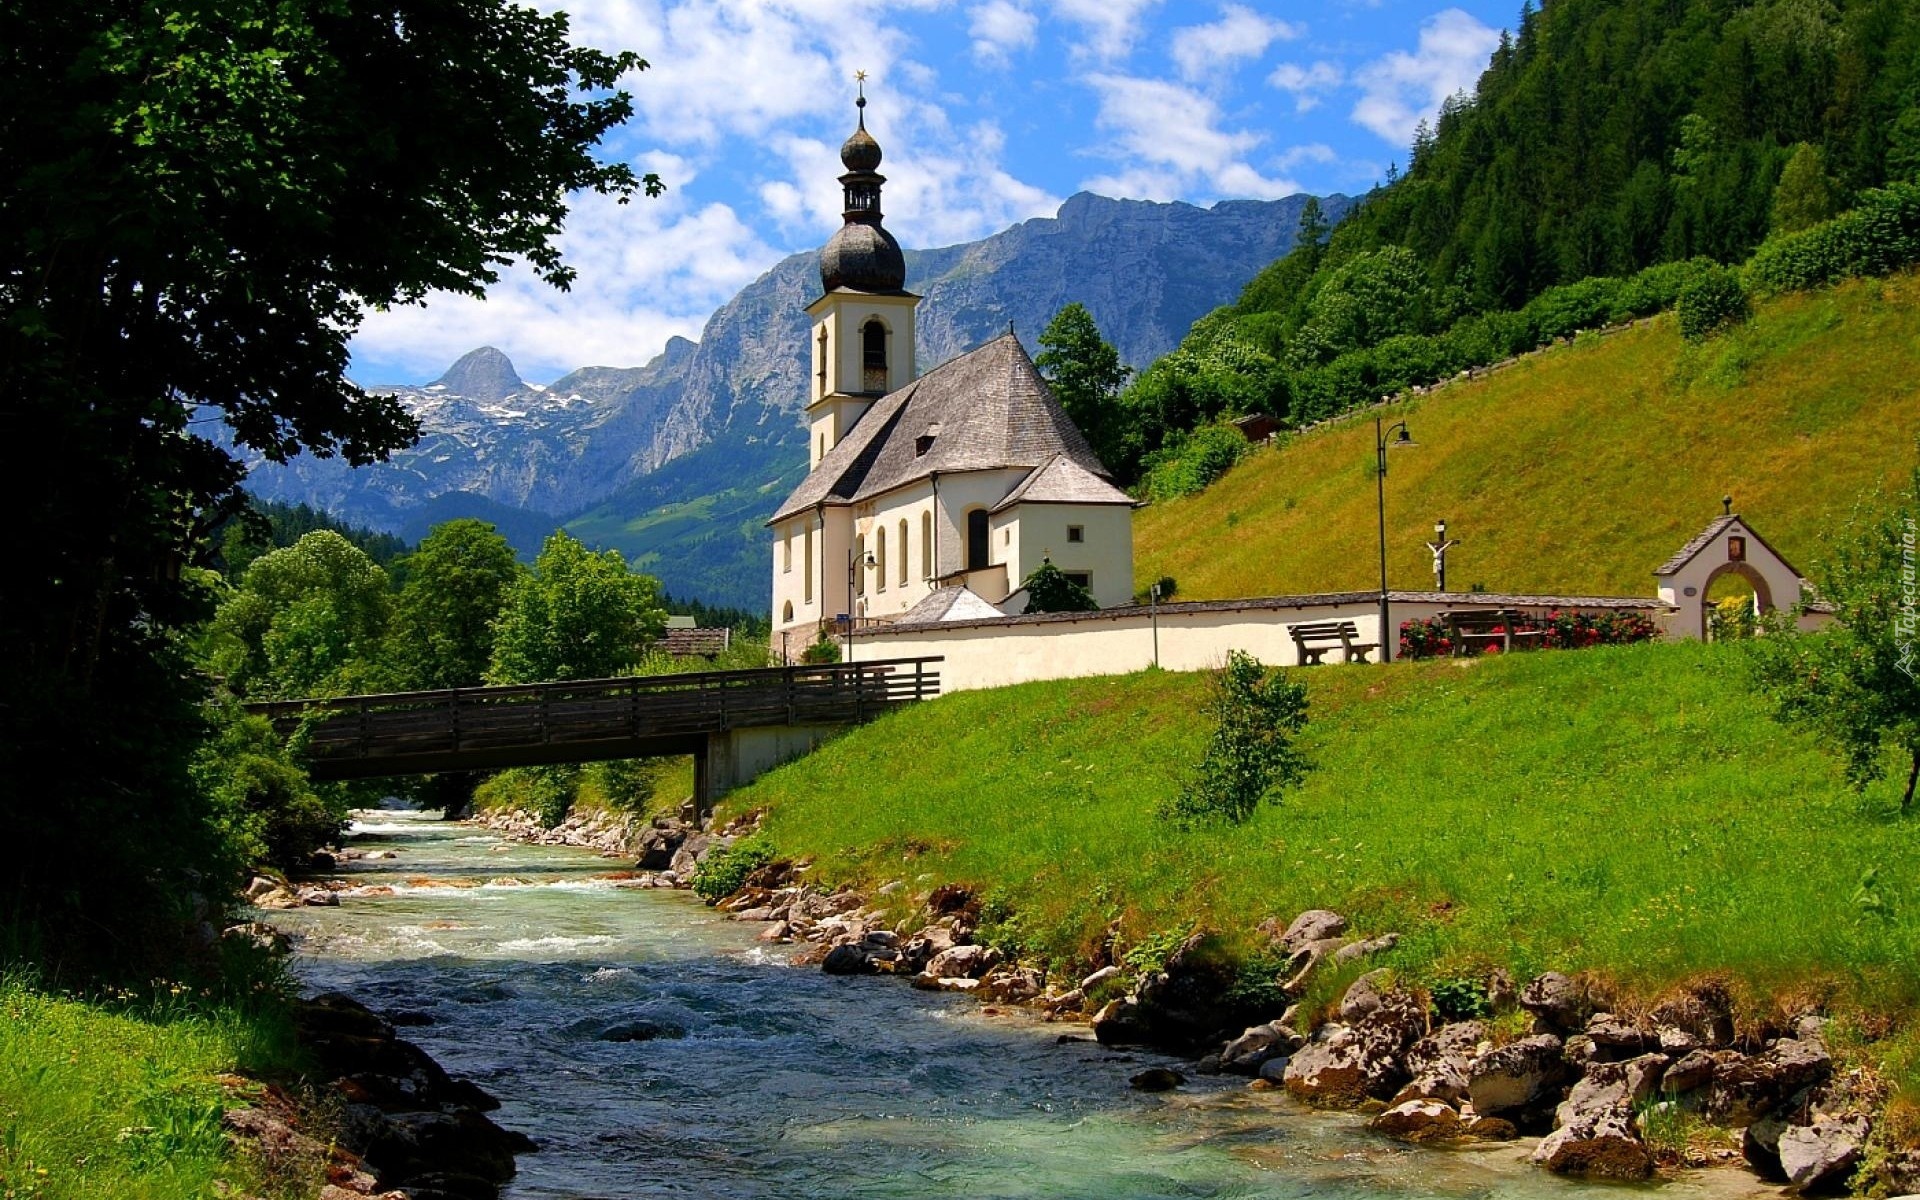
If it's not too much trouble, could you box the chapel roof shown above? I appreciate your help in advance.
[896,585,1007,624]
[1653,514,1803,578]
[991,453,1135,513]
[769,333,1112,523]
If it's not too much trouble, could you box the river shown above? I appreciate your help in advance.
[267,811,1771,1200]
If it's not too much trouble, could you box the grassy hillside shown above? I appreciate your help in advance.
[1134,274,1920,601]
[726,640,1918,1017]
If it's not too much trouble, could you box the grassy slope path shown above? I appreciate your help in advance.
[728,641,1918,1017]
[1135,274,1920,601]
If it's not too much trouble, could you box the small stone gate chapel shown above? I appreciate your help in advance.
[767,93,1135,657]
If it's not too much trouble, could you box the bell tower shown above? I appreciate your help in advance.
[805,78,920,470]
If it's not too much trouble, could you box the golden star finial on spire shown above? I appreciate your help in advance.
[855,69,868,83]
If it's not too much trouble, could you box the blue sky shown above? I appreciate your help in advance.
[349,0,1511,385]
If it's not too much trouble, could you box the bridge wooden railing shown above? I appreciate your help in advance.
[246,657,942,775]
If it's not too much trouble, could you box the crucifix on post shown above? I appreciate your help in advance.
[1426,518,1462,591]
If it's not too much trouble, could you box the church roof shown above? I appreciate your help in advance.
[770,334,1112,523]
[896,585,1007,624]
[991,453,1135,513]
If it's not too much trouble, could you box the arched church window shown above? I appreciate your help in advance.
[854,534,866,596]
[921,511,933,579]
[875,527,887,592]
[966,508,990,572]
[862,319,887,393]
[804,529,813,602]
[782,600,793,623]
[898,519,909,587]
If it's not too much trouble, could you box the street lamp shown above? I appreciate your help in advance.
[1375,415,1415,660]
[845,547,875,660]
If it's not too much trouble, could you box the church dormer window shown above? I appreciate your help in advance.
[862,319,888,393]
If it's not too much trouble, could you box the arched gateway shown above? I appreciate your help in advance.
[1654,512,1818,640]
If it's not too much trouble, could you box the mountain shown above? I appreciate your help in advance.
[238,191,1349,604]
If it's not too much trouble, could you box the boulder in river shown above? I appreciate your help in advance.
[1467,1034,1567,1117]
[1778,1116,1870,1194]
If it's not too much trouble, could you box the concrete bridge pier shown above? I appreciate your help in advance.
[694,723,844,818]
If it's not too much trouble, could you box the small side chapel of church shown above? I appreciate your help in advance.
[768,90,1135,657]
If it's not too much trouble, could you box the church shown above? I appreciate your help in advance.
[768,93,1136,657]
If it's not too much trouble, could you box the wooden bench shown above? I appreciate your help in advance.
[1444,609,1551,656]
[1289,620,1379,665]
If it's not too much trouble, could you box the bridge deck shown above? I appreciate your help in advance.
[248,657,942,781]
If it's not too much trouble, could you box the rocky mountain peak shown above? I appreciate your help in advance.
[433,346,525,403]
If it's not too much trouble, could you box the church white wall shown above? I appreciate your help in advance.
[850,483,938,620]
[999,502,1135,609]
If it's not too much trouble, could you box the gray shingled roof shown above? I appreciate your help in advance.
[770,334,1109,523]
[1653,514,1803,578]
[990,453,1135,513]
[896,585,1007,624]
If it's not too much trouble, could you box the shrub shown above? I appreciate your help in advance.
[1158,651,1310,825]
[1747,181,1920,294]
[1136,421,1250,501]
[1677,265,1751,341]
[800,635,841,664]
[690,838,775,903]
[1021,558,1099,614]
[1398,617,1454,660]
[1429,976,1493,1020]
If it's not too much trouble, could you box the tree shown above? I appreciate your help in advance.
[1748,465,1920,812]
[1036,303,1132,471]
[1771,143,1838,234]
[1158,651,1310,825]
[0,0,658,965]
[1020,559,1098,614]
[489,533,668,684]
[388,520,522,691]
[209,531,392,700]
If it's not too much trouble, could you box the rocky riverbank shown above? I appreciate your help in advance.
[701,865,1916,1198]
[217,992,532,1200]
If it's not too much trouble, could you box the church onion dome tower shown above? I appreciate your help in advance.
[820,83,907,293]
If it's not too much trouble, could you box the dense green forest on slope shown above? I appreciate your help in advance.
[1108,0,1920,487]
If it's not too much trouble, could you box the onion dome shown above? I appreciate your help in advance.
[819,82,906,293]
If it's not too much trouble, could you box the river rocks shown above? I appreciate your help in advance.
[1277,909,1348,952]
[293,993,529,1199]
[1333,933,1400,965]
[1583,1013,1651,1059]
[1080,965,1122,992]
[1779,1116,1870,1193]
[1707,1038,1831,1126]
[1662,1048,1717,1095]
[1220,1020,1304,1075]
[1282,990,1425,1109]
[1372,1098,1464,1143]
[1129,1067,1185,1092]
[979,965,1045,1002]
[478,805,648,857]
[923,943,1001,980]
[223,920,290,954]
[1467,1034,1568,1117]
[1532,1058,1657,1181]
[1092,998,1152,1046]
[899,927,955,973]
[1394,1021,1484,1106]
[1519,972,1589,1032]
[822,943,878,975]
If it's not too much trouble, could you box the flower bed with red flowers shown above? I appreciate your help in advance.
[1399,609,1659,660]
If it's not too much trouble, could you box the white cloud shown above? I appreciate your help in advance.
[1049,0,1163,61]
[1269,59,1344,111]
[351,187,781,381]
[970,1,1038,66]
[1169,5,1303,82]
[1351,8,1498,145]
[1081,73,1301,201]
[1275,142,1337,170]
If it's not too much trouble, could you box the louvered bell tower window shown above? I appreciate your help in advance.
[862,319,888,393]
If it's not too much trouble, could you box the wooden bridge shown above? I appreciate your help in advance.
[248,658,942,801]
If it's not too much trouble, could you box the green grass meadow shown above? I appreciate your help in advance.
[1135,274,1920,603]
[0,977,307,1200]
[728,640,1919,1018]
